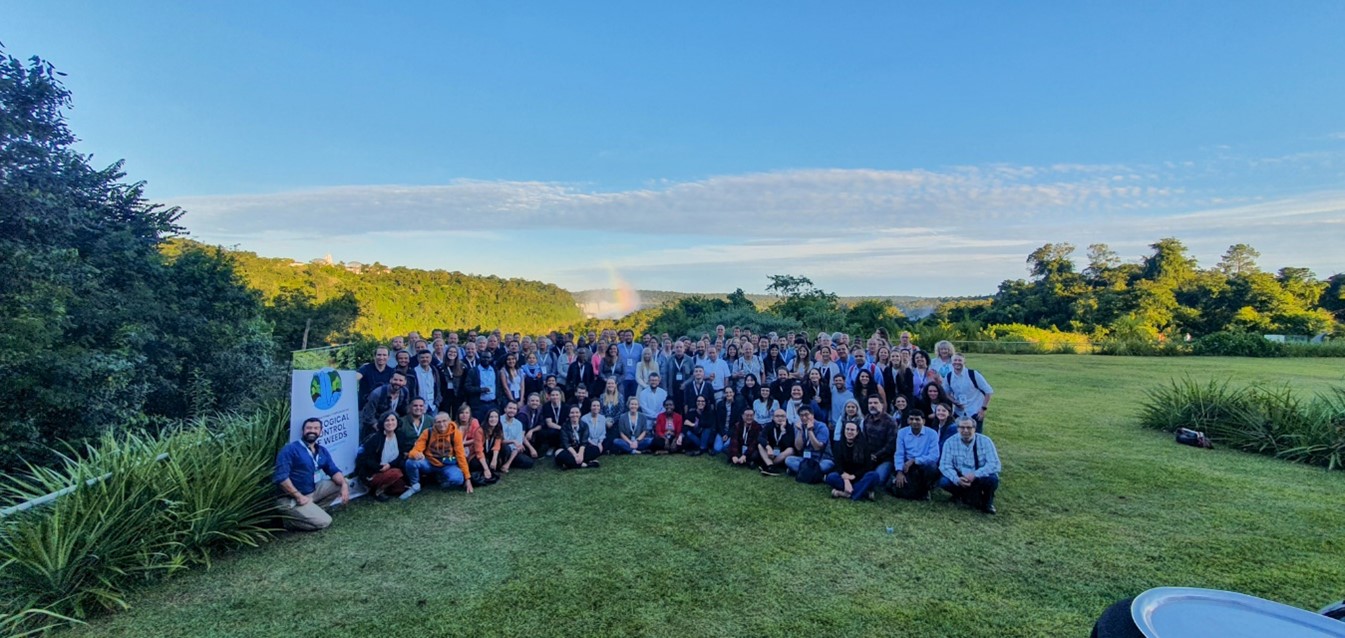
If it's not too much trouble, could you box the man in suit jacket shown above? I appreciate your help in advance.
[567,346,599,399]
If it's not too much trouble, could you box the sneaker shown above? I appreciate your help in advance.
[760,467,780,477]
[588,460,601,468]
[983,503,997,515]
[399,483,421,500]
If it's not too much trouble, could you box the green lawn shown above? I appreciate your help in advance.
[62,355,1345,637]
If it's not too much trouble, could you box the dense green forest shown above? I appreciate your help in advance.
[0,51,283,473]
[192,242,587,347]
[976,241,1341,339]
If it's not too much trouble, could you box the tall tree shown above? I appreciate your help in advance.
[1217,243,1261,276]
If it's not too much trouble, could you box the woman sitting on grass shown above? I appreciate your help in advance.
[472,410,503,485]
[356,411,411,501]
[825,420,880,501]
[556,406,600,470]
[651,398,684,455]
[682,394,713,455]
[728,407,762,468]
[459,404,497,485]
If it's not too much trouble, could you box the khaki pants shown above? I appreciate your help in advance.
[277,480,342,531]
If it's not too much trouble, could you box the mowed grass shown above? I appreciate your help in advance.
[61,356,1345,637]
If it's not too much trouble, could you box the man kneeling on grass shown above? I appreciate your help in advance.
[938,418,1001,514]
[274,417,351,531]
[404,412,475,498]
[890,410,941,501]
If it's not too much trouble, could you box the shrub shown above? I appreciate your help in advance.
[1095,337,1189,356]
[0,404,289,634]
[1139,377,1251,433]
[1192,331,1285,357]
[1281,341,1345,358]
[1140,377,1345,469]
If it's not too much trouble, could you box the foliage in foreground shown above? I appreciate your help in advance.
[0,404,290,635]
[1140,377,1345,469]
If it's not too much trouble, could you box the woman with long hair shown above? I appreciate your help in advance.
[635,347,659,394]
[441,345,464,416]
[911,350,932,399]
[500,352,523,407]
[931,402,959,446]
[762,344,787,385]
[599,343,623,383]
[852,368,886,410]
[825,420,880,501]
[752,383,778,425]
[599,377,624,423]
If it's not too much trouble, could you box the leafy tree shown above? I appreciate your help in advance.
[1217,243,1261,276]
[766,274,843,330]
[265,287,360,351]
[0,49,281,472]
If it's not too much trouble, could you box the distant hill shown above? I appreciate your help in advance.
[170,240,586,337]
[573,289,980,320]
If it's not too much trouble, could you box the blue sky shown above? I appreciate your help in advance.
[6,2,1344,296]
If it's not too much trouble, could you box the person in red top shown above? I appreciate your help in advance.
[651,398,683,454]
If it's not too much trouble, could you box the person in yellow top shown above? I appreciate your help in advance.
[402,411,475,499]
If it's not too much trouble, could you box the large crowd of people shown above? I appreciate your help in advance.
[272,326,1001,531]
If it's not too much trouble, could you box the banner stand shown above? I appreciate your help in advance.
[290,367,363,502]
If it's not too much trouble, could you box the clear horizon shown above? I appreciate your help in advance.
[7,2,1344,296]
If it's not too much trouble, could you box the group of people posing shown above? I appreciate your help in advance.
[273,326,1003,531]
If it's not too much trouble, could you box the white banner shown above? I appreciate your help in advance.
[290,368,359,478]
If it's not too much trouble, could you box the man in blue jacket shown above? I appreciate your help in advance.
[273,417,350,531]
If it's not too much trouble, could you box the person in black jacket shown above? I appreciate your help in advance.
[356,411,411,501]
[556,406,599,470]
[710,386,742,456]
[825,420,880,501]
[359,372,409,438]
[567,347,599,400]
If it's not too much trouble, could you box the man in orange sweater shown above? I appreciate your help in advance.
[404,412,475,498]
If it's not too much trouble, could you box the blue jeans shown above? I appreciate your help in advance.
[687,429,714,451]
[873,460,893,484]
[825,470,882,501]
[403,458,433,487]
[711,435,730,455]
[611,438,652,454]
[432,464,466,488]
[784,456,835,474]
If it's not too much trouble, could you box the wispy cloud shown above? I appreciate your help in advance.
[171,155,1345,295]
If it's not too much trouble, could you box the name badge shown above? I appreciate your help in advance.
[627,359,634,368]
[803,450,813,459]
[676,374,683,381]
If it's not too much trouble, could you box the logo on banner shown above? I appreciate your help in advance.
[310,369,343,410]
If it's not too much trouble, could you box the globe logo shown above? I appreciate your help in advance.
[310,369,342,410]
